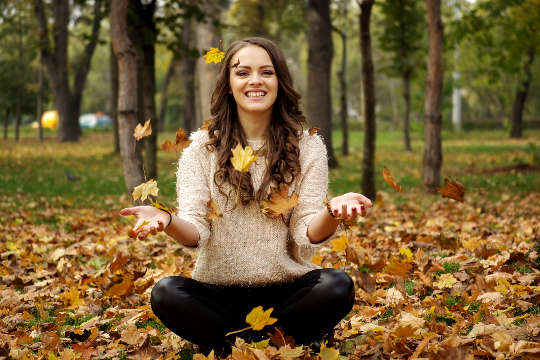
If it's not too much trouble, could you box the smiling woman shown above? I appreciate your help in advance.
[120,37,373,356]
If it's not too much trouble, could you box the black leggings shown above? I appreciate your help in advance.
[150,268,354,356]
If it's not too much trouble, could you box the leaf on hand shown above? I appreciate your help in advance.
[382,166,402,192]
[246,306,278,331]
[203,47,225,64]
[134,220,149,231]
[231,143,258,172]
[331,234,349,252]
[133,119,152,141]
[132,179,159,202]
[437,178,465,202]
[150,199,174,214]
[261,183,299,218]
[308,126,320,135]
[206,198,223,221]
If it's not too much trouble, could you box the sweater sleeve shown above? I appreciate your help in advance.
[288,133,330,264]
[175,131,211,247]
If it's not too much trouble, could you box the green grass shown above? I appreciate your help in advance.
[1,126,539,213]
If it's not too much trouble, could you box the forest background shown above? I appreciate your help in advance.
[0,0,539,359]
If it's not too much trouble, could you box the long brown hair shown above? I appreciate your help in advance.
[205,37,306,208]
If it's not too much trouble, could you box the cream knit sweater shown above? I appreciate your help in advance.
[176,129,329,286]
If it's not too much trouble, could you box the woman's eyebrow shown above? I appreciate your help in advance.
[235,64,274,69]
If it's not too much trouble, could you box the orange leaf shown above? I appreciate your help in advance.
[206,198,223,221]
[200,118,212,130]
[382,166,402,192]
[437,178,465,202]
[133,119,152,141]
[261,184,299,218]
[308,126,320,135]
[109,252,129,274]
[161,128,192,152]
[107,276,134,297]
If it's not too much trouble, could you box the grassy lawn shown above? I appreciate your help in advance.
[1,126,539,215]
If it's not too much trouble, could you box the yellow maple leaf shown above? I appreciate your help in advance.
[399,247,413,260]
[252,339,270,349]
[203,47,225,64]
[150,199,174,214]
[132,179,159,202]
[434,273,457,289]
[277,345,304,359]
[494,277,511,295]
[133,119,152,141]
[261,184,299,218]
[331,234,349,252]
[60,287,83,310]
[231,143,257,172]
[312,254,323,266]
[319,341,339,360]
[246,306,278,331]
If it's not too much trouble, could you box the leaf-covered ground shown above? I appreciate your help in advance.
[1,130,539,359]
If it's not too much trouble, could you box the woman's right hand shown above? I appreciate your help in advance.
[119,206,171,240]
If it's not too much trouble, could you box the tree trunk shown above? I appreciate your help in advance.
[196,0,221,125]
[37,52,44,142]
[158,55,180,131]
[110,44,120,153]
[110,0,145,197]
[15,99,21,142]
[4,109,10,140]
[333,25,349,156]
[136,0,158,180]
[510,47,535,139]
[403,70,412,151]
[359,0,376,200]
[423,0,444,193]
[307,0,338,168]
[182,18,197,134]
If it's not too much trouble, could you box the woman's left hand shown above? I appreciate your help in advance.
[328,192,373,219]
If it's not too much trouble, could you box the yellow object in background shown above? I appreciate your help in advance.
[41,110,58,129]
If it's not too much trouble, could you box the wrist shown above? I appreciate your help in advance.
[161,209,172,229]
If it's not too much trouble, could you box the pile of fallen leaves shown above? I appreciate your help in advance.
[1,187,538,359]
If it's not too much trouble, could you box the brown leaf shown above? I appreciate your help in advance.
[133,119,152,141]
[308,126,319,135]
[437,177,465,202]
[345,245,360,265]
[161,128,192,152]
[107,275,134,297]
[206,198,223,221]
[200,118,211,130]
[109,252,130,274]
[261,184,299,218]
[72,342,97,360]
[267,327,296,348]
[382,166,402,192]
[41,331,60,351]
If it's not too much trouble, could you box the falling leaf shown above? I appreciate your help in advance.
[311,254,323,265]
[308,126,320,135]
[277,345,304,359]
[109,252,129,274]
[161,128,192,152]
[203,47,225,64]
[132,179,159,202]
[200,118,211,130]
[434,273,457,289]
[261,184,299,218]
[150,199,174,214]
[382,166,402,192]
[133,119,152,141]
[437,178,465,202]
[246,306,278,331]
[331,234,349,252]
[231,143,258,172]
[206,198,223,221]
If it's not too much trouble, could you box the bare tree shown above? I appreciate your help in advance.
[110,0,145,196]
[359,0,376,200]
[33,0,106,142]
[423,0,444,193]
[307,0,338,168]
[510,47,535,138]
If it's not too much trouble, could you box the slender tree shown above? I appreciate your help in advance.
[181,18,197,133]
[423,0,444,193]
[110,0,145,196]
[307,0,338,168]
[110,45,119,153]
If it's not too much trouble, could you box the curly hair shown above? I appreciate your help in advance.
[204,37,306,209]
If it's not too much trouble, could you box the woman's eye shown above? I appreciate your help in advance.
[236,72,248,76]
[263,71,274,76]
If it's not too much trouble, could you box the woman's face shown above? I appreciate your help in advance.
[228,45,278,117]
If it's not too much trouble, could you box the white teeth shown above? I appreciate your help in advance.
[246,91,266,97]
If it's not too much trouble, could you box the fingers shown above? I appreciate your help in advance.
[119,207,138,216]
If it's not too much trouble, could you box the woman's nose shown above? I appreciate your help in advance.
[248,73,262,84]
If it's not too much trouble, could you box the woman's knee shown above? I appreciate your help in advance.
[318,269,354,302]
[150,276,185,308]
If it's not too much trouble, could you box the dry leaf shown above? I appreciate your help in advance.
[331,234,349,252]
[319,342,339,360]
[437,178,465,202]
[161,128,192,152]
[200,118,211,130]
[308,126,320,135]
[107,276,134,297]
[277,345,304,360]
[206,198,223,221]
[133,119,152,141]
[203,47,225,64]
[261,184,299,218]
[434,273,457,289]
[132,179,159,202]
[231,143,258,172]
[382,166,402,192]
[246,306,278,331]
